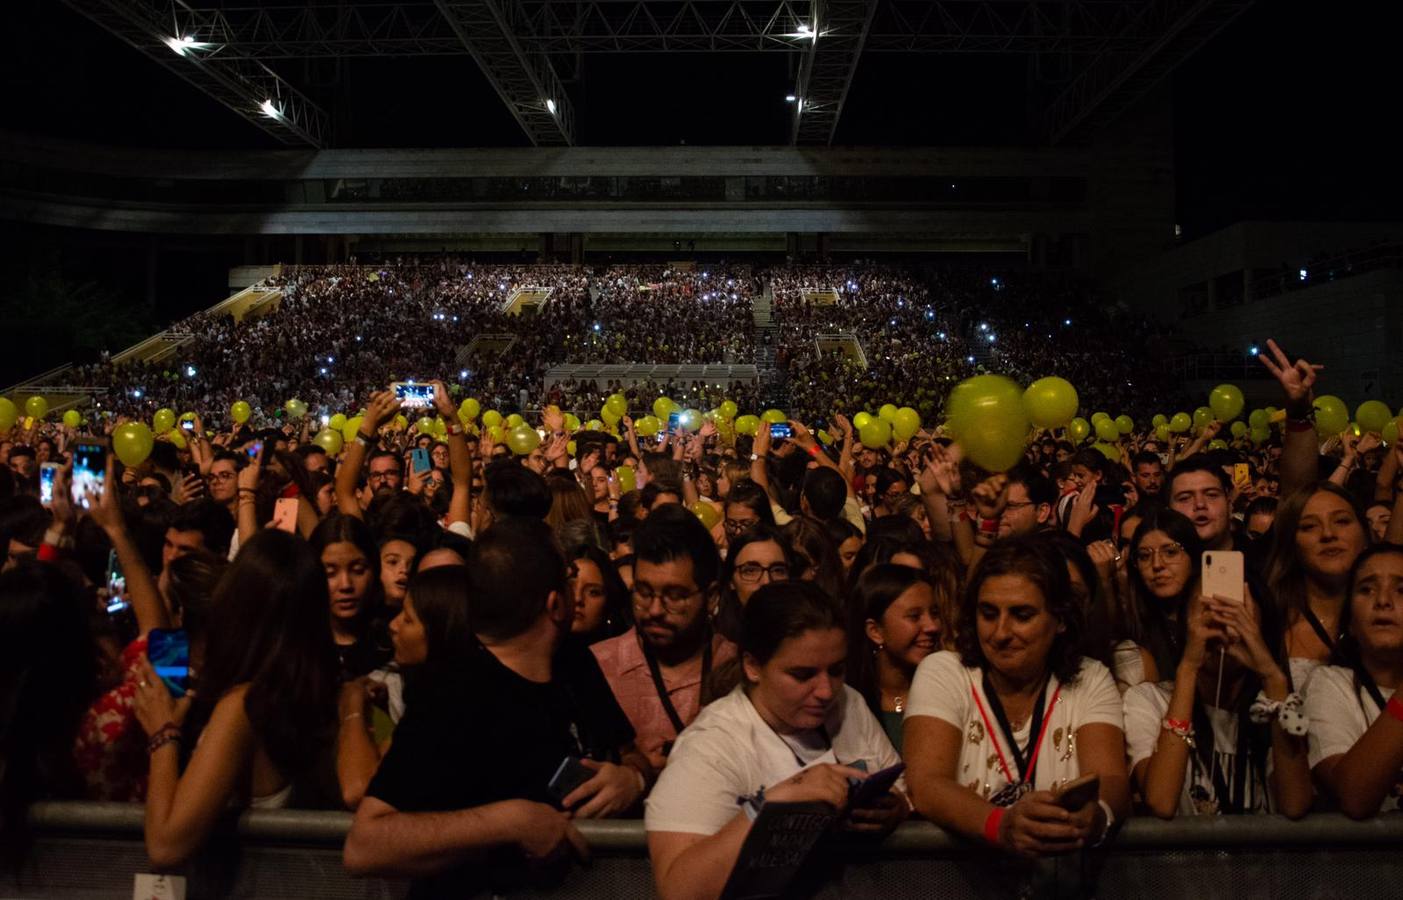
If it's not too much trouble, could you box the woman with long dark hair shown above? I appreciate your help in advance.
[1264,482,1369,688]
[1119,509,1206,686]
[779,516,848,604]
[0,562,98,868]
[847,564,942,748]
[310,514,392,679]
[134,530,339,867]
[712,525,797,643]
[1303,544,1403,818]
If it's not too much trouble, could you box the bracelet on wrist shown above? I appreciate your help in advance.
[147,727,183,755]
[982,807,1005,846]
[1161,716,1196,748]
[1385,695,1403,725]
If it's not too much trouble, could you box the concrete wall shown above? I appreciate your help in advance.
[1172,268,1403,406]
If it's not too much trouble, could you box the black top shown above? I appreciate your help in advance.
[366,636,635,898]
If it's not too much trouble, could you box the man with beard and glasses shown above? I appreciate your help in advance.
[592,505,737,771]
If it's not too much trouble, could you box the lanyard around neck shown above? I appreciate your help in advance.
[642,633,712,736]
[973,673,1060,787]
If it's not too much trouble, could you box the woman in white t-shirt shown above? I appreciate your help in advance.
[1122,583,1313,818]
[647,580,906,900]
[1304,544,1403,818]
[904,537,1130,858]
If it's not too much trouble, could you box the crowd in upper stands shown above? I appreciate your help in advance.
[6,259,1403,899]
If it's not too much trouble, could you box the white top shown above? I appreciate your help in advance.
[1111,641,1147,694]
[1288,656,1323,693]
[644,684,901,836]
[903,651,1123,801]
[1303,665,1398,813]
[1123,681,1272,815]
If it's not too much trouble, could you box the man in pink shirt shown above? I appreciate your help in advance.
[592,506,736,770]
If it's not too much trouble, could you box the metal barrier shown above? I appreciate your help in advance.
[8,803,1403,899]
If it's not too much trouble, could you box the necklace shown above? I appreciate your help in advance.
[893,695,905,713]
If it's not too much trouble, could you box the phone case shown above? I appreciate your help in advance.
[1202,551,1245,604]
[272,498,299,533]
[547,756,595,804]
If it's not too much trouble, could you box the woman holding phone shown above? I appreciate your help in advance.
[647,581,906,900]
[1121,563,1313,818]
[1303,545,1403,818]
[903,537,1130,862]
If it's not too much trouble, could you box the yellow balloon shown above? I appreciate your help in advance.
[112,422,154,467]
[506,425,541,455]
[153,409,175,433]
[166,429,187,450]
[329,413,347,431]
[506,413,525,428]
[482,410,503,428]
[25,396,48,420]
[1023,377,1079,429]
[459,398,481,421]
[892,407,921,441]
[719,400,738,420]
[617,465,637,493]
[878,403,899,422]
[692,501,721,530]
[853,411,873,430]
[230,400,251,424]
[0,397,16,431]
[63,410,83,429]
[313,429,344,455]
[946,375,1029,472]
[859,419,892,449]
[342,416,365,443]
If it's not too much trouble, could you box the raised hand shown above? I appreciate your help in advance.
[364,390,402,432]
[1257,339,1323,412]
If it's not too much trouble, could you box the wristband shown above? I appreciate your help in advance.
[37,542,62,562]
[354,432,375,446]
[444,422,464,436]
[1386,695,1403,725]
[806,444,820,458]
[978,517,999,535]
[982,807,1005,846]
[1090,799,1115,848]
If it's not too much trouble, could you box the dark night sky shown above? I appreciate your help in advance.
[2,1,1400,238]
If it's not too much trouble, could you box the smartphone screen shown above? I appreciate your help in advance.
[71,440,106,510]
[245,440,264,460]
[38,463,58,507]
[770,423,794,440]
[667,412,681,434]
[105,549,130,614]
[180,420,195,432]
[147,628,191,698]
[393,382,435,409]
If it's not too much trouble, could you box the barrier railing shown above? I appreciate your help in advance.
[11,802,1403,899]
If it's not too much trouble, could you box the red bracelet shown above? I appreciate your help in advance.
[978,517,999,534]
[983,807,1005,846]
[1385,695,1403,725]
[37,543,61,562]
[1163,716,1192,732]
[806,444,820,458]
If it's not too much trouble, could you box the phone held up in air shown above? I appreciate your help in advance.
[105,548,130,615]
[180,419,196,432]
[147,628,192,698]
[38,462,59,507]
[410,448,432,474]
[272,497,300,533]
[392,381,435,409]
[769,423,794,440]
[1202,550,1245,605]
[71,437,107,510]
[245,440,263,460]
[1233,463,1251,492]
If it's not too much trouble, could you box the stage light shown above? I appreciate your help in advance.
[1249,345,1259,356]
[320,367,328,375]
[593,322,601,332]
[1063,318,1072,326]
[321,415,329,426]
[987,334,996,343]
[979,322,988,331]
[1299,268,1308,281]
[165,35,205,56]
[545,98,557,115]
[460,370,469,380]
[797,23,811,34]
[786,94,797,102]
[185,366,196,377]
[132,389,143,399]
[966,356,975,364]
[260,99,281,119]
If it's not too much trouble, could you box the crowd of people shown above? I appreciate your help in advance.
[4,313,1403,897]
[45,260,1184,428]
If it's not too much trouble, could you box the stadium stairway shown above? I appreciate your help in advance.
[754,282,789,410]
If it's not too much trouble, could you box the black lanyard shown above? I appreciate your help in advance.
[1302,607,1339,653]
[1355,666,1388,712]
[643,635,712,736]
[980,673,1049,784]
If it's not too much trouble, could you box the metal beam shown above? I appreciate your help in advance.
[60,0,331,147]
[434,0,576,145]
[790,0,876,145]
[1042,0,1255,144]
[172,1,1154,57]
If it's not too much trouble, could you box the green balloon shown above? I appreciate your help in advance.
[1114,415,1134,436]
[1151,414,1168,428]
[1023,377,1079,429]
[1356,400,1392,434]
[859,418,892,449]
[342,416,364,443]
[606,394,629,419]
[312,428,344,456]
[1248,409,1268,429]
[482,410,503,428]
[63,410,83,429]
[1095,419,1119,442]
[1091,412,1111,424]
[459,398,480,421]
[112,422,154,467]
[762,409,787,424]
[0,397,15,431]
[506,425,541,456]
[636,415,660,437]
[1209,384,1245,422]
[1155,425,1171,443]
[1193,407,1213,429]
[153,408,175,433]
[653,397,678,420]
[1208,439,1229,451]
[853,412,873,429]
[1068,417,1090,443]
[284,398,308,420]
[25,396,48,420]
[1250,425,1270,445]
[1091,441,1120,461]
[892,407,921,441]
[735,415,760,436]
[1169,412,1192,433]
[878,403,899,422]
[1384,419,1400,446]
[329,413,347,431]
[1230,421,1248,439]
[947,375,1029,472]
[1313,395,1349,436]
[719,400,738,420]
[230,400,251,424]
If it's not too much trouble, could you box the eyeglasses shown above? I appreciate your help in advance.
[1135,543,1186,565]
[631,585,704,613]
[368,470,398,482]
[724,518,758,535]
[735,562,790,584]
[1003,501,1034,512]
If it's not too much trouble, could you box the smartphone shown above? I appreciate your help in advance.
[1052,773,1100,811]
[180,420,195,432]
[272,497,299,533]
[848,762,906,809]
[392,382,435,409]
[1202,550,1245,604]
[105,549,130,615]
[147,628,191,698]
[547,756,595,806]
[667,411,681,434]
[411,448,432,474]
[245,440,264,460]
[38,462,58,507]
[770,423,793,440]
[71,439,107,510]
[1233,463,1251,491]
